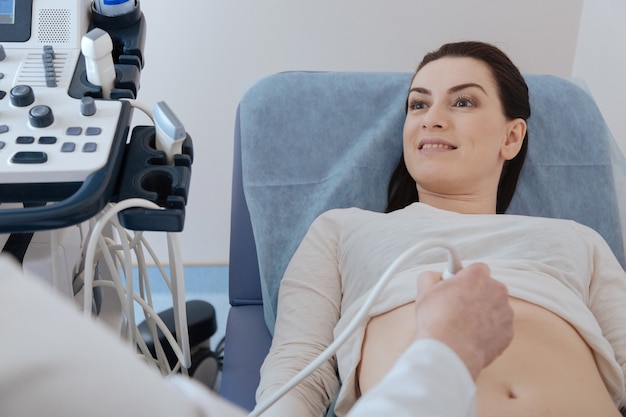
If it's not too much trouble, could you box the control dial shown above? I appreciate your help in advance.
[29,105,55,128]
[10,85,35,107]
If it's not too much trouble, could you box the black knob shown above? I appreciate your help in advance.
[80,96,97,116]
[29,105,54,128]
[10,85,35,107]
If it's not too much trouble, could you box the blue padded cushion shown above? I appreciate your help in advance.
[220,305,271,410]
[238,71,626,334]
[229,108,263,306]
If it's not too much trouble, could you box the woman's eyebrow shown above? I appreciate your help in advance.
[448,83,487,95]
[409,87,431,95]
[409,83,488,96]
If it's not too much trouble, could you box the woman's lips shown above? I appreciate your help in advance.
[418,139,457,151]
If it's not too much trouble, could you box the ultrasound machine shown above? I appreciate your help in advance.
[0,0,219,387]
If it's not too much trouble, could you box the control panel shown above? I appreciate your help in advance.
[0,0,153,233]
[0,0,127,192]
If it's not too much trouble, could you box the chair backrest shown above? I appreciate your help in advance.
[232,71,626,334]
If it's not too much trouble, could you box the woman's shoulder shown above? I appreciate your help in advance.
[309,206,393,233]
[507,213,600,234]
[317,206,386,220]
[315,203,423,221]
[504,213,618,253]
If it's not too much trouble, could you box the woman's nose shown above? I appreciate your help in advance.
[421,104,447,129]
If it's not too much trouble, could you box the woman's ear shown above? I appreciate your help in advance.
[501,118,526,161]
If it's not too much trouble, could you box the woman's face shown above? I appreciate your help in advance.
[403,57,525,206]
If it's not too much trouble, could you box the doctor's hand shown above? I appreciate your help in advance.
[414,263,514,380]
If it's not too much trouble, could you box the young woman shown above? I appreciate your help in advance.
[255,41,626,417]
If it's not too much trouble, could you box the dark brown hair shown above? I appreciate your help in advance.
[386,41,530,214]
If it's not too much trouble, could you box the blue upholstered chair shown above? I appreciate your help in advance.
[221,71,626,413]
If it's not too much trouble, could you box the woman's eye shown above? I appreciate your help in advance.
[409,100,427,110]
[454,97,475,108]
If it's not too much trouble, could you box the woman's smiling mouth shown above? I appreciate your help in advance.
[418,139,458,151]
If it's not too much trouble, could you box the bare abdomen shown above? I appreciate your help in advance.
[359,297,621,416]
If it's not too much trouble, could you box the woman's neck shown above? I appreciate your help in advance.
[418,192,497,215]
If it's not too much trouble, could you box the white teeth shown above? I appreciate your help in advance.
[421,143,453,150]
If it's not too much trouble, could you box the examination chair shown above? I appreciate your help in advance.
[221,71,626,413]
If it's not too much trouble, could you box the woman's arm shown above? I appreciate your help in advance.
[584,225,626,405]
[255,211,344,416]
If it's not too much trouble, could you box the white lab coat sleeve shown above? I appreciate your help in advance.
[0,254,247,417]
[346,339,476,417]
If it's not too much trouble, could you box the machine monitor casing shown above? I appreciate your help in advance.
[0,0,90,47]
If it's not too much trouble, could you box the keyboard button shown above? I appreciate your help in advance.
[16,136,35,144]
[66,127,82,136]
[38,136,57,144]
[82,142,97,152]
[85,127,102,136]
[11,151,48,164]
[61,142,76,152]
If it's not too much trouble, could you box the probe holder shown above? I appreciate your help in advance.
[68,1,145,100]
[113,125,193,232]
[90,0,147,69]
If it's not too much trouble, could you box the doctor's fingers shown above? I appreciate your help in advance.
[415,270,443,299]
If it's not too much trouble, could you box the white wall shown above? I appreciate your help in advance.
[136,0,584,265]
[573,0,626,156]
